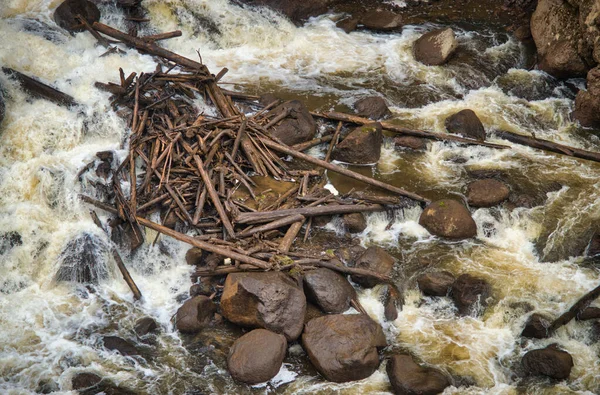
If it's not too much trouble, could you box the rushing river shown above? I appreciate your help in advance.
[2,0,600,394]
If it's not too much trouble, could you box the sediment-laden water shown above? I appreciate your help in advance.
[1,1,600,394]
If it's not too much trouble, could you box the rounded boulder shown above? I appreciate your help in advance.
[419,199,477,239]
[227,329,287,384]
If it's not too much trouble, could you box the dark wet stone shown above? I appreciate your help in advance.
[303,268,356,313]
[176,296,216,334]
[134,317,158,337]
[360,9,402,31]
[190,280,213,297]
[521,313,552,338]
[343,212,367,233]
[394,136,427,150]
[445,109,486,141]
[413,28,458,66]
[466,179,510,207]
[335,245,366,266]
[351,246,395,288]
[417,271,455,297]
[332,123,383,164]
[387,354,450,395]
[54,0,100,32]
[269,100,317,146]
[259,93,281,107]
[227,329,287,384]
[577,307,600,321]
[419,200,477,239]
[102,336,139,356]
[336,16,359,33]
[354,96,391,120]
[522,344,573,380]
[71,372,101,390]
[185,247,206,266]
[450,274,491,316]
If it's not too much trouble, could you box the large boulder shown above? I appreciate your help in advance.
[444,110,486,141]
[522,344,573,380]
[521,313,552,338]
[417,271,455,297]
[530,0,589,78]
[466,179,510,207]
[413,28,458,66]
[227,329,287,384]
[354,96,391,120]
[303,268,356,313]
[450,274,491,316]
[386,354,450,395]
[220,272,306,341]
[351,246,395,288]
[574,67,600,127]
[53,0,100,32]
[269,100,317,146]
[302,314,387,382]
[419,200,477,239]
[332,123,383,164]
[175,295,216,333]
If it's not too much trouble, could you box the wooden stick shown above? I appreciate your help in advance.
[291,134,334,152]
[2,67,78,107]
[297,259,391,283]
[325,121,343,163]
[237,214,305,238]
[141,30,182,42]
[279,217,305,253]
[236,204,386,224]
[549,282,600,333]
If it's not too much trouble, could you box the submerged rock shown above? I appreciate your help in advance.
[351,246,395,288]
[336,16,359,33]
[269,100,317,146]
[577,307,600,321]
[134,317,158,337]
[522,344,573,380]
[419,200,477,239]
[176,295,216,334]
[413,28,458,66]
[102,336,139,356]
[417,271,455,297]
[451,274,491,316]
[55,233,109,284]
[354,96,391,120]
[466,179,510,207]
[227,329,287,384]
[342,212,367,233]
[54,0,101,33]
[394,136,427,150]
[302,314,387,382]
[220,272,306,341]
[386,354,450,395]
[521,313,552,338]
[445,109,486,141]
[71,373,102,390]
[332,123,383,164]
[303,268,356,313]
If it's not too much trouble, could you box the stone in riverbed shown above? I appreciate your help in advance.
[522,344,573,380]
[351,246,395,288]
[521,313,552,338]
[54,0,101,33]
[71,373,101,390]
[354,96,391,120]
[220,272,306,341]
[302,314,387,382]
[336,16,359,33]
[101,336,139,356]
[134,317,158,337]
[445,109,486,141]
[450,274,491,316]
[413,28,458,66]
[343,212,367,233]
[185,247,205,266]
[394,136,427,150]
[386,354,450,395]
[175,295,216,334]
[417,271,455,297]
[303,268,356,313]
[360,9,402,32]
[227,329,287,384]
[574,67,600,128]
[419,199,477,239]
[466,179,510,207]
[269,100,317,146]
[332,123,383,164]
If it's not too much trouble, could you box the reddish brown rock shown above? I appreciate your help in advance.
[227,329,287,384]
[343,212,367,233]
[451,274,491,316]
[419,200,477,239]
[332,123,383,164]
[303,268,356,313]
[466,179,510,207]
[351,246,395,288]
[445,109,486,141]
[354,96,392,120]
[522,344,573,380]
[521,313,552,338]
[54,0,100,32]
[269,100,317,146]
[175,295,216,333]
[387,354,450,395]
[413,28,458,66]
[417,271,455,297]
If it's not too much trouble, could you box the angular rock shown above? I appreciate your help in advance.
[445,109,486,141]
[102,336,139,356]
[343,212,367,233]
[302,314,387,382]
[522,344,573,380]
[417,271,455,297]
[220,272,306,341]
[387,354,450,395]
[332,123,383,164]
[354,96,391,120]
[413,28,458,66]
[360,9,402,31]
[269,100,317,146]
[351,246,395,288]
[176,295,216,334]
[521,313,552,338]
[451,274,491,316]
[303,268,356,313]
[419,199,477,239]
[190,279,213,297]
[227,329,287,384]
[577,306,600,321]
[336,16,359,33]
[335,245,366,266]
[394,136,427,150]
[134,317,158,337]
[54,0,101,33]
[466,179,510,207]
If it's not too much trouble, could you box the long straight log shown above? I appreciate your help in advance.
[237,214,305,238]
[496,130,600,164]
[315,111,510,150]
[237,204,385,224]
[297,259,391,283]
[80,195,272,269]
[2,67,78,107]
[549,282,600,333]
[259,138,430,203]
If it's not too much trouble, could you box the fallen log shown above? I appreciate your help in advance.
[236,204,386,224]
[278,217,305,253]
[291,134,334,152]
[2,67,78,107]
[549,282,600,333]
[236,214,305,238]
[296,259,391,283]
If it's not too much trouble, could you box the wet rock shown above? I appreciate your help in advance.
[394,136,427,150]
[417,271,455,297]
[238,0,337,25]
[360,9,402,32]
[574,67,600,127]
[577,306,600,321]
[37,379,59,394]
[102,336,139,356]
[445,109,486,141]
[220,272,306,341]
[303,268,356,313]
[336,16,359,33]
[269,100,317,146]
[343,213,367,233]
[513,23,533,42]
[387,354,450,395]
[55,233,109,283]
[354,96,391,120]
[176,295,216,334]
[521,313,552,338]
[0,90,5,125]
[0,231,23,254]
[305,302,326,324]
[54,0,101,33]
[413,28,458,66]
[227,329,287,384]
[259,93,281,107]
[466,179,510,207]
[332,123,383,164]
[185,247,206,266]
[351,246,395,288]
[312,214,333,227]
[190,279,213,297]
[522,344,573,380]
[451,274,491,316]
[384,285,402,321]
[335,245,366,266]
[302,314,387,382]
[72,372,102,390]
[419,200,477,239]
[134,317,158,337]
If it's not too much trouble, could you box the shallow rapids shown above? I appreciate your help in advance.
[2,0,600,394]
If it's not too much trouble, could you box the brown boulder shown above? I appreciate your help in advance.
[466,179,510,207]
[419,199,477,239]
[445,109,486,141]
[386,354,450,395]
[303,268,356,313]
[394,136,427,150]
[413,28,458,66]
[521,313,552,338]
[343,212,367,233]
[332,123,383,164]
[175,295,216,333]
[522,344,573,379]
[354,96,391,120]
[185,247,205,266]
[351,246,395,288]
[227,329,287,384]
[336,16,359,33]
[220,272,306,341]
[360,9,402,31]
[54,0,100,32]
[574,67,600,127]
[302,314,387,382]
[269,100,317,146]
[450,274,491,316]
[417,271,455,297]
